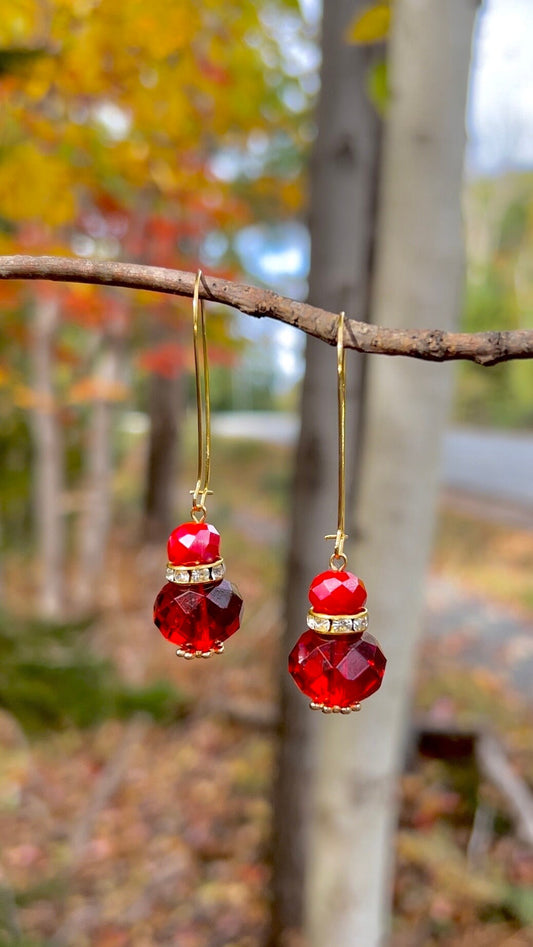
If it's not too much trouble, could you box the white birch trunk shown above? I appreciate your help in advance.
[307,2,478,945]
[31,296,65,618]
[75,337,122,610]
[271,2,382,941]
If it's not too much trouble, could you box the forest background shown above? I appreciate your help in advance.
[0,1,532,946]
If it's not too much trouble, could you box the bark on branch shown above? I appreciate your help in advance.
[1,254,532,366]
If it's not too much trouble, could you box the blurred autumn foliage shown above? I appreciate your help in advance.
[0,0,315,603]
[1,2,533,946]
[0,0,306,243]
[0,0,311,365]
[457,172,533,428]
[0,435,532,946]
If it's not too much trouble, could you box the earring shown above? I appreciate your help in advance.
[153,271,243,659]
[288,313,386,713]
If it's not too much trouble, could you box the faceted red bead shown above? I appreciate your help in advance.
[288,629,386,708]
[308,569,367,615]
[167,521,221,566]
[153,579,242,652]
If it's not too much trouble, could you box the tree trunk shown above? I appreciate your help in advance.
[31,296,65,618]
[143,369,185,542]
[271,2,381,942]
[307,3,478,945]
[75,334,123,610]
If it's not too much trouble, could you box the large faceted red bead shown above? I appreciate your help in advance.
[309,569,367,615]
[153,579,242,652]
[288,629,385,707]
[167,521,221,566]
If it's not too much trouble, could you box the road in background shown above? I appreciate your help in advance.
[442,427,533,508]
[212,413,533,699]
[212,413,533,512]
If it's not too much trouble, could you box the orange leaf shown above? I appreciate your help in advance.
[69,377,128,403]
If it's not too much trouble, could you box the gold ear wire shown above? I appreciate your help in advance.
[325,312,348,570]
[190,270,213,522]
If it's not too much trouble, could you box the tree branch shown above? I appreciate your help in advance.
[0,254,531,365]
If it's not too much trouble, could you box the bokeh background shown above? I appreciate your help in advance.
[0,1,532,945]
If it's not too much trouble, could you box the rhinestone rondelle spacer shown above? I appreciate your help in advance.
[306,608,369,635]
[165,558,226,585]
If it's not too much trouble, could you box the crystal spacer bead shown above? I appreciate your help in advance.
[211,562,226,580]
[166,566,191,584]
[331,618,353,634]
[307,614,331,632]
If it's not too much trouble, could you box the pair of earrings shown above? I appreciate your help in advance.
[153,273,386,713]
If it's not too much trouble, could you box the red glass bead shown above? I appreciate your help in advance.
[153,579,242,653]
[309,569,367,615]
[167,521,221,566]
[288,629,386,708]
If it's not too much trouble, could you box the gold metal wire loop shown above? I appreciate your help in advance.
[190,270,213,518]
[191,504,208,524]
[324,312,348,569]
[329,551,348,571]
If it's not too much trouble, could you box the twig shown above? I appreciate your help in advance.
[52,715,151,946]
[54,856,189,943]
[476,733,533,848]
[416,723,533,848]
[1,254,532,366]
[466,802,495,867]
[69,714,150,862]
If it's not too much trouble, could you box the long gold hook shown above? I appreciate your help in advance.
[190,270,212,521]
[325,312,348,570]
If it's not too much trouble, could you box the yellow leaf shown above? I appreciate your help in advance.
[346,3,391,44]
[0,0,42,45]
[0,142,75,226]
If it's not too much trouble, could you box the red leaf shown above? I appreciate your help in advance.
[138,341,187,378]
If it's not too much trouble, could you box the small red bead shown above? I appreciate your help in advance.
[309,570,367,615]
[167,521,221,566]
[153,579,242,652]
[288,629,386,708]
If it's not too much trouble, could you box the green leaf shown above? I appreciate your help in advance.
[504,884,533,926]
[0,611,188,732]
[366,59,389,115]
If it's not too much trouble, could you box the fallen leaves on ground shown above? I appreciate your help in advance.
[1,440,532,946]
